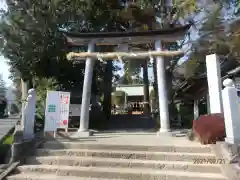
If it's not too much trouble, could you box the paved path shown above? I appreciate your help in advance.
[56,130,200,147]
[106,114,156,131]
[0,116,19,141]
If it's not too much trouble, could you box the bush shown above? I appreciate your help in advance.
[0,144,11,164]
[112,91,127,106]
[193,113,225,144]
[89,106,107,129]
[150,89,157,110]
[187,130,196,141]
[3,135,13,145]
[35,78,59,128]
[0,97,7,118]
[180,104,194,128]
[68,106,107,130]
[10,103,20,114]
[0,133,14,164]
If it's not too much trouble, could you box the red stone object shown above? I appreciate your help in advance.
[63,120,68,125]
[193,113,226,144]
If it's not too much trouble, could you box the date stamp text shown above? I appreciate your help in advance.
[193,158,225,164]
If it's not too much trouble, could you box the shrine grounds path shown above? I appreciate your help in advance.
[105,114,156,132]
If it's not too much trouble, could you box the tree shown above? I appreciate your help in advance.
[0,0,126,94]
[179,0,240,79]
[4,0,233,124]
[0,74,6,96]
[1,1,81,87]
[112,91,127,106]
[125,0,240,122]
[0,74,7,117]
[127,1,188,122]
[2,0,159,121]
[35,77,59,123]
[120,73,133,85]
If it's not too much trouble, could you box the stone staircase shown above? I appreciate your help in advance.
[6,138,228,180]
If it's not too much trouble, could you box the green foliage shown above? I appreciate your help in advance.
[175,0,240,78]
[132,75,144,84]
[150,89,155,99]
[123,60,142,77]
[120,73,133,85]
[0,143,10,164]
[112,90,126,105]
[10,103,19,114]
[173,0,200,18]
[89,106,107,130]
[183,58,200,79]
[0,0,126,93]
[1,0,83,88]
[35,78,59,122]
[3,135,13,145]
[0,75,6,116]
[173,0,239,18]
[179,103,193,128]
[0,74,6,96]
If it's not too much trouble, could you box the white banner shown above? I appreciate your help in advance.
[58,91,71,129]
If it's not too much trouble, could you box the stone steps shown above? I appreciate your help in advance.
[9,164,226,180]
[25,156,222,173]
[34,148,216,162]
[6,141,227,180]
[41,141,212,153]
[6,173,125,180]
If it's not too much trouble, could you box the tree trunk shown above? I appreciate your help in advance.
[142,59,150,114]
[103,60,113,120]
[91,68,98,95]
[28,79,33,89]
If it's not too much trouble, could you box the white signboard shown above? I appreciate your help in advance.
[44,91,60,132]
[59,91,70,129]
[44,90,71,132]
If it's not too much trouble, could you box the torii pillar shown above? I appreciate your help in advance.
[72,41,95,137]
[155,40,171,134]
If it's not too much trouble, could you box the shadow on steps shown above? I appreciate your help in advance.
[106,114,156,131]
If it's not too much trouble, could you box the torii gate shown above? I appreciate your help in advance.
[63,24,191,137]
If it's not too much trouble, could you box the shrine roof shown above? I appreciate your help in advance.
[62,24,191,46]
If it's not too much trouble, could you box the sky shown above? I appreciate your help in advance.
[0,1,12,86]
[0,56,11,86]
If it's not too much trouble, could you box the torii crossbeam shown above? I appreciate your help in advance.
[62,24,190,137]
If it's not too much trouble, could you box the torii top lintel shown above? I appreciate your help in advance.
[63,24,191,46]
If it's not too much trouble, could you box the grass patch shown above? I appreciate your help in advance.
[3,135,13,145]
[0,134,13,164]
[0,127,15,164]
